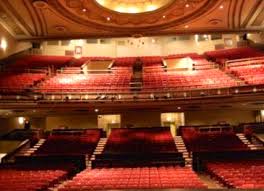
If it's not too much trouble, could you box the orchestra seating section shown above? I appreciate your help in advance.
[58,166,206,190]
[93,127,184,167]
[104,128,177,154]
[143,68,238,91]
[0,164,70,191]
[206,160,264,189]
[34,129,101,157]
[0,72,46,93]
[38,68,132,93]
[181,127,249,152]
[9,55,73,69]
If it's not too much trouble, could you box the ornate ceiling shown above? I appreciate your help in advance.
[94,0,174,14]
[0,0,263,40]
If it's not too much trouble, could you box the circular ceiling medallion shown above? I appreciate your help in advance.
[95,0,174,14]
[54,25,67,32]
[32,0,49,9]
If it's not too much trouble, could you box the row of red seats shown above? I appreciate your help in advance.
[206,160,264,189]
[182,128,249,152]
[205,47,264,61]
[58,166,206,190]
[143,69,238,91]
[114,57,137,67]
[192,59,216,70]
[104,128,177,154]
[0,73,46,92]
[71,57,113,67]
[11,55,73,69]
[230,64,264,85]
[34,130,101,157]
[165,53,204,59]
[0,167,68,191]
[38,68,132,93]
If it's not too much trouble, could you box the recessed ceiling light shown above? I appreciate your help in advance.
[219,5,224,9]
[107,17,111,21]
[82,8,87,12]
[184,25,189,28]
[95,108,99,113]
[162,15,166,19]
[185,4,190,8]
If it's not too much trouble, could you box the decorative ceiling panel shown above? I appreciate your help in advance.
[0,0,262,40]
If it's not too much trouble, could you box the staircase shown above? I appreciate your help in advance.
[236,133,262,150]
[21,139,46,156]
[174,136,192,167]
[87,138,107,169]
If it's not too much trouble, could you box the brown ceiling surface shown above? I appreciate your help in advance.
[0,0,263,40]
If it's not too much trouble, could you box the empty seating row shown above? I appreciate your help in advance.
[10,55,73,69]
[205,47,264,62]
[230,64,264,85]
[114,57,137,67]
[181,127,249,152]
[71,57,113,67]
[34,129,101,157]
[104,127,177,154]
[206,160,264,189]
[93,127,183,168]
[0,72,46,93]
[37,68,132,93]
[143,69,238,91]
[58,166,206,190]
[0,164,69,191]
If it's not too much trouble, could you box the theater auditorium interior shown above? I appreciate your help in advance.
[0,0,263,190]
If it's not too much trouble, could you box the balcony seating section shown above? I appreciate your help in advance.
[206,160,264,189]
[38,68,132,93]
[0,165,69,191]
[59,166,206,190]
[11,55,73,69]
[192,59,216,70]
[0,72,46,93]
[34,129,101,157]
[114,57,137,67]
[141,56,163,67]
[165,53,204,59]
[229,64,264,85]
[143,68,238,91]
[93,128,183,168]
[182,128,249,152]
[204,47,264,62]
[71,57,113,67]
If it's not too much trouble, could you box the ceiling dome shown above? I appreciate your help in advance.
[95,0,174,14]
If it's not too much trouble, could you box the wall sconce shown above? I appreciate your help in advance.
[18,117,25,125]
[0,39,7,50]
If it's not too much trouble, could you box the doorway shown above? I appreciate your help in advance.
[161,113,185,136]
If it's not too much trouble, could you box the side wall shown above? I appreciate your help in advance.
[41,34,247,57]
[0,24,31,59]
[185,110,256,126]
[0,110,257,134]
